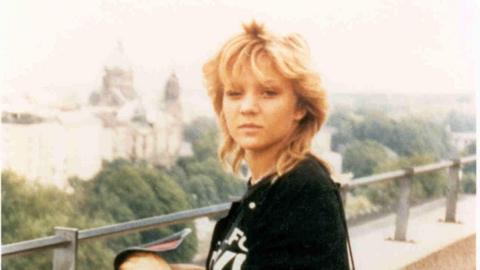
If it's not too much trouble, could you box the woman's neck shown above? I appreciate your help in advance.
[244,127,298,185]
[245,145,282,185]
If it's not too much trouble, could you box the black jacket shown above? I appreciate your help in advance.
[206,155,351,270]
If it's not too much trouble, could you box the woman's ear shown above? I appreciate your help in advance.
[294,106,307,122]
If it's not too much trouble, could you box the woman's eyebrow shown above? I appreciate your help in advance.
[263,79,277,85]
[261,80,283,89]
[224,80,241,90]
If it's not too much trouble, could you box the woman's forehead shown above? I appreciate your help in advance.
[226,62,289,89]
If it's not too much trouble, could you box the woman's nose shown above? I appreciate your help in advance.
[239,93,260,114]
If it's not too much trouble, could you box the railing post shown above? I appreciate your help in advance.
[394,168,413,241]
[53,227,78,270]
[445,159,462,222]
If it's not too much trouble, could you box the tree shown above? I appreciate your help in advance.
[326,110,360,151]
[347,112,455,160]
[342,139,392,178]
[351,110,397,151]
[2,159,199,270]
[1,171,112,270]
[390,118,455,159]
[444,110,476,132]
[183,117,218,144]
[173,155,245,208]
[71,159,198,264]
[172,116,246,208]
[356,154,448,209]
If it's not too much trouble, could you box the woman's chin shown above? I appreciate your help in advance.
[238,142,270,153]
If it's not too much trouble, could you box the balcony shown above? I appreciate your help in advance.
[1,155,476,269]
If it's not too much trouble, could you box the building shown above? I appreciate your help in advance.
[2,107,103,190]
[1,44,184,189]
[88,43,184,168]
[89,41,137,107]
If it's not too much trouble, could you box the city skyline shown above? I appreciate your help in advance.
[1,0,477,120]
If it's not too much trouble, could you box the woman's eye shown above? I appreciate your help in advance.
[262,90,278,97]
[225,91,242,97]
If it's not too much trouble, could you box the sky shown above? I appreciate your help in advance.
[1,0,478,118]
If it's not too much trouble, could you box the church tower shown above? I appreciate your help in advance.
[90,41,137,107]
[151,71,184,168]
[163,71,182,121]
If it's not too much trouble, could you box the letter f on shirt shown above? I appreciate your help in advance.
[227,228,243,245]
[210,228,248,270]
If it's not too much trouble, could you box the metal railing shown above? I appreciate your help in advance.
[1,155,476,269]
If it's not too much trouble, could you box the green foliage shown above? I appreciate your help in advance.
[2,171,67,270]
[332,109,456,160]
[71,159,197,264]
[1,171,111,270]
[457,137,475,195]
[2,116,249,269]
[390,117,455,159]
[327,110,359,151]
[181,156,244,205]
[2,159,198,270]
[356,154,448,208]
[187,174,221,206]
[183,116,218,144]
[462,142,476,175]
[350,110,397,153]
[2,171,71,243]
[465,141,476,155]
[444,110,476,132]
[192,131,219,161]
[461,173,476,194]
[342,139,391,177]
[330,106,474,221]
[172,117,246,208]
[184,117,220,160]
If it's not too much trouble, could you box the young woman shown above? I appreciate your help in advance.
[201,21,354,270]
[113,21,353,270]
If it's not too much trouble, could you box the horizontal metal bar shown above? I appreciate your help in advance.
[2,155,476,257]
[78,202,231,241]
[349,156,476,188]
[460,155,476,164]
[1,203,231,257]
[350,169,406,187]
[414,160,453,174]
[2,235,69,257]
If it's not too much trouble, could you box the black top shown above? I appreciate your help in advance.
[206,154,351,270]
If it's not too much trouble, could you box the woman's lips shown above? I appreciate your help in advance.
[238,124,262,131]
[239,124,262,128]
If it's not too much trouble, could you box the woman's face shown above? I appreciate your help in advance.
[222,65,306,154]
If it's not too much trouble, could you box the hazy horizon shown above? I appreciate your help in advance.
[1,0,478,119]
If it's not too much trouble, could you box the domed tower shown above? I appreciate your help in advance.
[90,41,137,107]
[151,71,184,167]
[163,72,182,121]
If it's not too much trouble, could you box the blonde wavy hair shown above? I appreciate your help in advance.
[202,21,334,179]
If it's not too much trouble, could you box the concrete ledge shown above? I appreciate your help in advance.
[350,194,476,270]
[403,234,475,270]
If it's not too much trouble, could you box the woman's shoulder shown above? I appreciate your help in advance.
[256,154,345,238]
[275,153,338,194]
